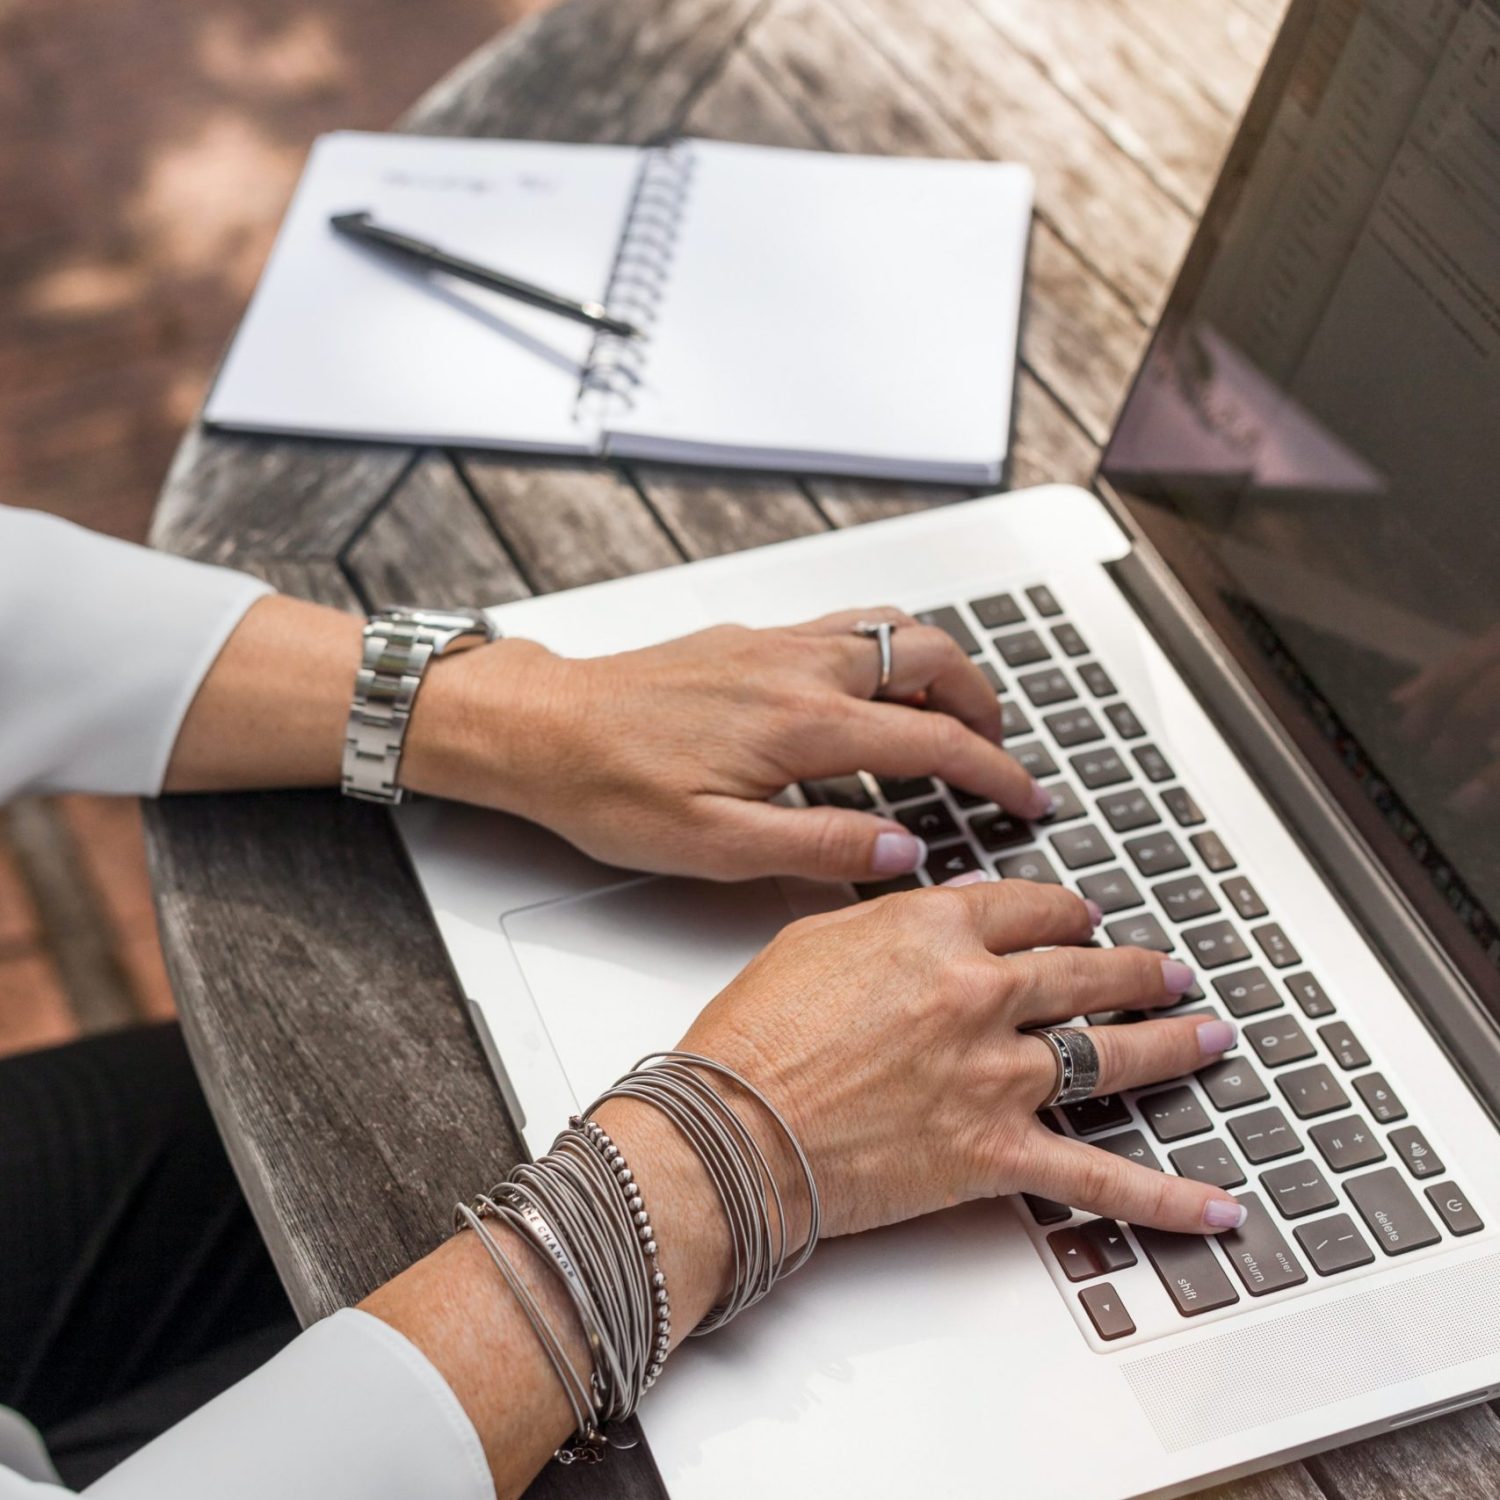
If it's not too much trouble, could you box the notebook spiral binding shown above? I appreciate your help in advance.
[576,140,697,422]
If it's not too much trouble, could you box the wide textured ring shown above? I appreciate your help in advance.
[1035,1026,1101,1108]
[853,619,897,693]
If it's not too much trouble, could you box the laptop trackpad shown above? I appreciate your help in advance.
[502,875,800,1105]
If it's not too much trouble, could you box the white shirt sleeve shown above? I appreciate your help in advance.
[0,507,273,801]
[0,1312,494,1500]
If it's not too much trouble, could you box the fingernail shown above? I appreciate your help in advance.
[1084,898,1104,929]
[872,830,926,876]
[1161,958,1197,995]
[1197,1019,1238,1057]
[1027,779,1055,820]
[942,870,988,887]
[1203,1198,1248,1231]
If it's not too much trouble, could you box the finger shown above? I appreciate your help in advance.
[1021,1012,1237,1103]
[703,798,931,883]
[1025,1128,1246,1234]
[836,699,1051,820]
[943,877,1102,954]
[1005,945,1198,1024]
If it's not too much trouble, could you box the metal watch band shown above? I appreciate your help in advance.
[341,607,495,805]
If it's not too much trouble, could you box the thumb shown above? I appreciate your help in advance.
[711,799,927,883]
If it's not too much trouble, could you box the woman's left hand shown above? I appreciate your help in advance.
[403,607,1052,884]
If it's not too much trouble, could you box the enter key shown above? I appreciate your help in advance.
[1219,1191,1309,1296]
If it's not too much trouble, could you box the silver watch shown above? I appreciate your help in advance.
[342,606,498,804]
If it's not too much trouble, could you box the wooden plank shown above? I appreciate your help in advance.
[829,0,1194,320]
[1305,1404,1500,1500]
[343,450,532,608]
[807,476,974,529]
[461,457,684,591]
[737,0,1147,444]
[1200,1464,1329,1500]
[236,558,363,611]
[1007,370,1101,492]
[960,0,1238,206]
[631,465,827,558]
[1113,0,1280,119]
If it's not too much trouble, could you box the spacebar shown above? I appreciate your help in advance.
[1133,1226,1241,1317]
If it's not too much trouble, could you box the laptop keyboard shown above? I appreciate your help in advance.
[800,584,1484,1346]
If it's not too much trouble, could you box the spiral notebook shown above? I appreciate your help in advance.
[205,131,1033,484]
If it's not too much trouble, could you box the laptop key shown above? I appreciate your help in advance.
[1219,1192,1308,1295]
[1133,1225,1240,1316]
[1079,1283,1136,1341]
[1098,789,1159,833]
[926,845,980,882]
[1077,868,1143,914]
[1043,707,1104,747]
[1078,662,1117,699]
[916,606,980,655]
[1182,920,1251,970]
[1039,782,1087,823]
[1252,923,1301,969]
[898,800,959,843]
[1105,914,1172,952]
[1260,1161,1339,1219]
[1286,970,1335,1018]
[1155,875,1220,923]
[801,775,874,810]
[1001,700,1032,737]
[1132,744,1175,783]
[1190,830,1236,872]
[950,787,991,810]
[1049,1219,1137,1281]
[1095,1128,1163,1172]
[1229,1106,1301,1164]
[1277,1064,1349,1119]
[1125,832,1189,877]
[1171,1137,1246,1188]
[971,809,1030,852]
[1063,1094,1132,1136]
[1352,1072,1407,1124]
[1212,967,1281,1018]
[877,774,934,804]
[1197,1057,1268,1111]
[1023,1192,1070,1226]
[996,848,1062,883]
[1051,622,1088,657]
[1020,668,1076,706]
[1346,1167,1440,1254]
[856,875,922,899]
[1425,1181,1483,1235]
[1296,1213,1376,1275]
[1139,1085,1211,1143]
[971,592,1025,629]
[1310,1114,1385,1173]
[1221,876,1267,921]
[1010,740,1059,779]
[1389,1126,1443,1180]
[1023,584,1062,618]
[1244,1015,1316,1068]
[1069,747,1130,790]
[1317,1020,1369,1071]
[1161,786,1205,827]
[978,661,1003,695]
[1051,824,1113,871]
[995,629,1051,667]
[1104,701,1146,740]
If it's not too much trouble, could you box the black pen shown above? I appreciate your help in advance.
[329,210,641,339]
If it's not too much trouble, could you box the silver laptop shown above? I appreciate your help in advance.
[397,4,1500,1495]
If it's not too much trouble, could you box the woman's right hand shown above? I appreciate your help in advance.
[677,876,1246,1240]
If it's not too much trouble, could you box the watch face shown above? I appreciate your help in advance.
[380,606,495,638]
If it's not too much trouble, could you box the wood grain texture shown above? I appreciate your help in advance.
[142,3,1482,1498]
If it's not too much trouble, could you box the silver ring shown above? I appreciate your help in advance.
[1035,1027,1101,1107]
[853,619,896,693]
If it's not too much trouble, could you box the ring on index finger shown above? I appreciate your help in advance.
[853,619,897,694]
[1034,1026,1101,1107]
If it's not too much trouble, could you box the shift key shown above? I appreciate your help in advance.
[1133,1225,1240,1316]
[1217,1192,1308,1296]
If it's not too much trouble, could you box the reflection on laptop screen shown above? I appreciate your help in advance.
[1102,0,1500,997]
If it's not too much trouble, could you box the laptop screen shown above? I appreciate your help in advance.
[1100,0,1500,1012]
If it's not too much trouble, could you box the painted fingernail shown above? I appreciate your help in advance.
[872,830,926,876]
[1084,898,1104,929]
[1197,1019,1238,1057]
[1203,1198,1248,1231]
[1027,779,1055,820]
[1161,958,1197,995]
[942,870,988,887]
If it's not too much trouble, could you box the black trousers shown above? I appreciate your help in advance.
[0,1023,298,1487]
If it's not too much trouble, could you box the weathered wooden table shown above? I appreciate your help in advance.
[144,1,1500,1496]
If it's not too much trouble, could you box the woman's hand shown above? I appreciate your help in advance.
[675,876,1245,1238]
[404,607,1052,884]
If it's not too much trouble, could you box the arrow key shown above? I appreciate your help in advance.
[1080,1282,1136,1341]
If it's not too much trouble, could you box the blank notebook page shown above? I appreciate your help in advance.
[609,141,1033,481]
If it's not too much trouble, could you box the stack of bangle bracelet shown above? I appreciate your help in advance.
[455,1050,820,1466]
